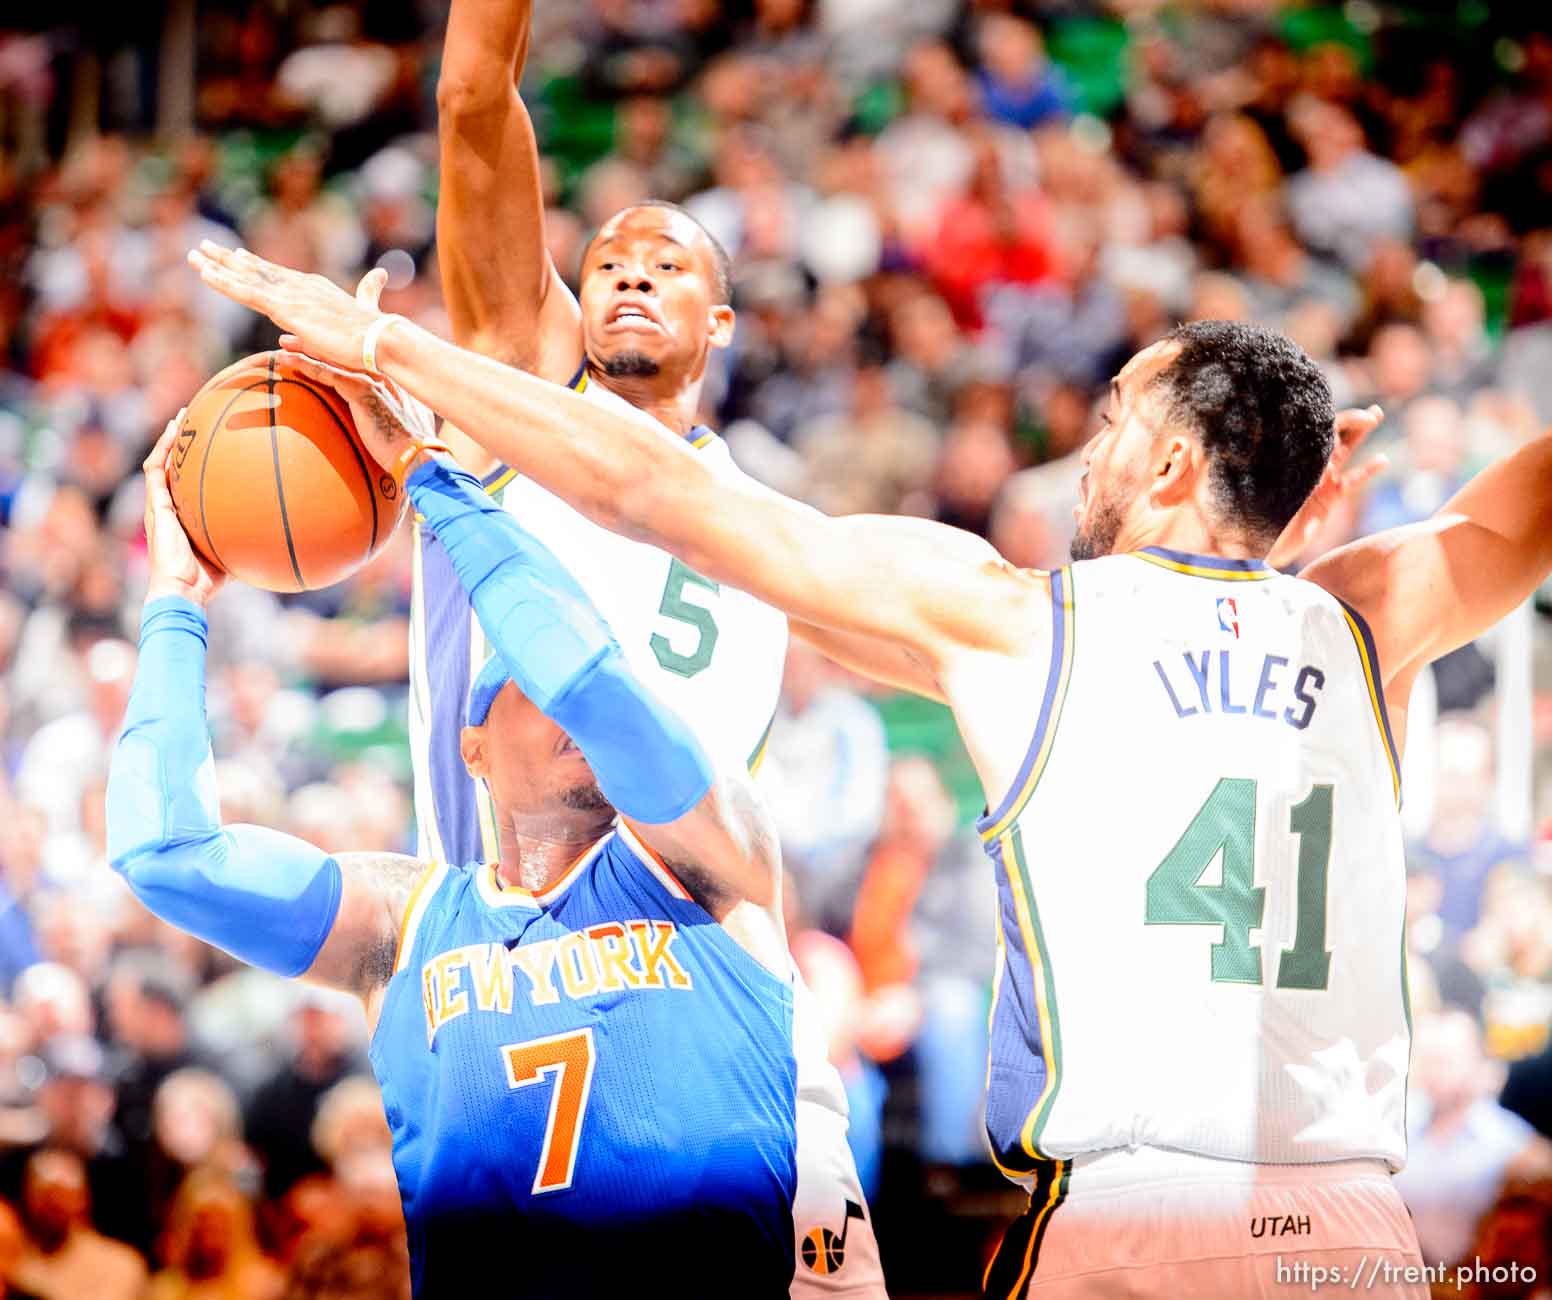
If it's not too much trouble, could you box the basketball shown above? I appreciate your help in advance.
[167,352,405,593]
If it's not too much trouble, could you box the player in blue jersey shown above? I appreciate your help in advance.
[106,414,834,1297]
[414,5,883,1292]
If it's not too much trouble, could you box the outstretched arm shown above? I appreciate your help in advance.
[185,247,1044,676]
[436,0,582,381]
[1303,427,1552,710]
[105,422,421,1004]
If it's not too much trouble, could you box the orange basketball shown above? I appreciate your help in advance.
[168,352,406,593]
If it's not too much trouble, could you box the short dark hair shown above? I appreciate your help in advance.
[583,200,733,305]
[1149,321,1333,545]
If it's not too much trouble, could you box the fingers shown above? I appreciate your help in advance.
[1332,404,1383,448]
[1342,456,1389,494]
[355,267,388,309]
[143,410,185,474]
[188,248,266,310]
[274,351,365,392]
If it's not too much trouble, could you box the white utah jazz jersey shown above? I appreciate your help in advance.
[497,375,788,774]
[979,547,1410,1180]
[408,371,789,870]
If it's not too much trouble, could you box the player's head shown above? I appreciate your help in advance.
[1072,320,1333,561]
[578,202,735,389]
[460,659,612,822]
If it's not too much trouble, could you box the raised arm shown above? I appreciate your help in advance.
[436,0,582,380]
[1303,427,1552,715]
[105,422,423,1012]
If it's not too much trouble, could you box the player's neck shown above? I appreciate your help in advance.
[591,369,703,438]
[495,812,615,893]
[1117,506,1268,562]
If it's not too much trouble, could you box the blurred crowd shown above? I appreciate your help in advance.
[3,0,1552,1295]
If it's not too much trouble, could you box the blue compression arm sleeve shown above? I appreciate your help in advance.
[408,458,714,824]
[105,598,342,976]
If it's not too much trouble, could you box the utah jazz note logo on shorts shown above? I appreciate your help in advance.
[800,1200,864,1275]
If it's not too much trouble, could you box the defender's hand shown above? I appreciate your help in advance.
[144,412,227,606]
[187,241,377,372]
[1268,405,1389,570]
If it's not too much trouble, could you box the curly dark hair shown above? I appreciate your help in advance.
[1149,321,1334,546]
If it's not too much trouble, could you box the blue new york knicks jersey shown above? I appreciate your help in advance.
[369,823,799,1297]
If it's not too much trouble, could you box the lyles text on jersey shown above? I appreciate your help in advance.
[1152,650,1325,730]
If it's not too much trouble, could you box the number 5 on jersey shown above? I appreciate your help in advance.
[651,559,719,677]
[501,1028,597,1194]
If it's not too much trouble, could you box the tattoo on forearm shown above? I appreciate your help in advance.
[361,389,408,446]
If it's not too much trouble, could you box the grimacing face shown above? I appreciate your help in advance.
[578,206,733,384]
[460,681,610,822]
[1071,342,1179,561]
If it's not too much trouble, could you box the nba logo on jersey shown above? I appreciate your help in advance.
[1217,596,1240,638]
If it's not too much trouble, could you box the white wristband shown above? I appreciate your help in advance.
[361,313,406,376]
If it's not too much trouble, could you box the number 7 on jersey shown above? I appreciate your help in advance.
[501,1028,597,1194]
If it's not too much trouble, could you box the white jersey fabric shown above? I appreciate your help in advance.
[978,546,1417,1297]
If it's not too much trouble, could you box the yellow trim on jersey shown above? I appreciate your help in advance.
[997,828,1060,1162]
[475,860,541,910]
[980,575,1076,844]
[574,370,590,394]
[1338,606,1401,803]
[483,467,517,495]
[532,837,608,903]
[1131,552,1276,581]
[746,710,776,777]
[392,861,449,975]
[690,429,715,449]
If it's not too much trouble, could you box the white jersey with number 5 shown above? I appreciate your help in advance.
[979,546,1410,1182]
[407,370,788,870]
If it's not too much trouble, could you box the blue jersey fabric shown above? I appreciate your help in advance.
[370,826,798,1298]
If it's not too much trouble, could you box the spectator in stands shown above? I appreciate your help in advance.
[1191,114,1284,256]
[1411,720,1526,945]
[0,1198,31,1300]
[852,757,995,1166]
[145,1169,281,1300]
[9,1149,145,1300]
[105,954,213,1181]
[0,1036,136,1243]
[246,992,365,1202]
[762,641,889,935]
[1285,97,1415,271]
[922,130,1062,332]
[1230,196,1358,332]
[971,14,1072,132]
[1358,396,1471,535]
[792,359,939,517]
[1396,1010,1552,1266]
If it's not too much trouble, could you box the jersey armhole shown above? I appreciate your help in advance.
[393,861,451,976]
[1332,595,1402,804]
[478,362,592,493]
[614,820,695,904]
[977,567,1077,843]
